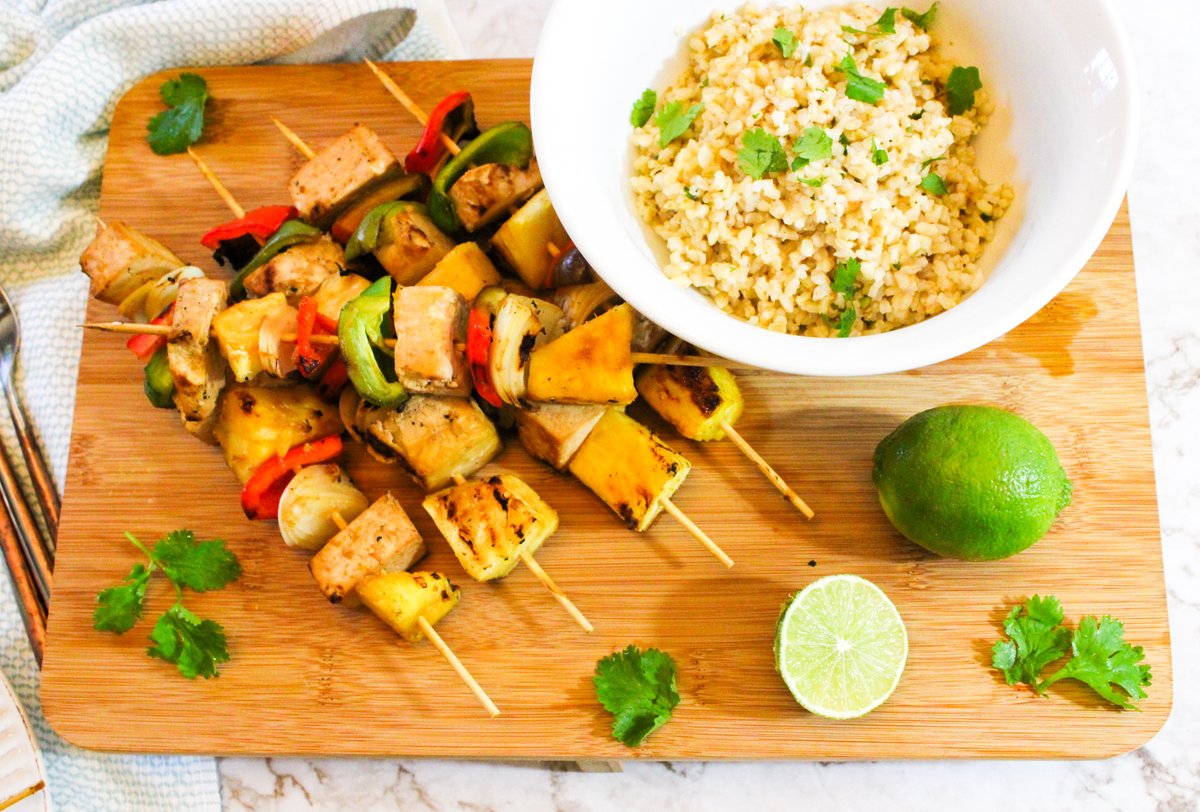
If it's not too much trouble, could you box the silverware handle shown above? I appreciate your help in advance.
[4,385,59,544]
[0,442,51,613]
[0,491,46,666]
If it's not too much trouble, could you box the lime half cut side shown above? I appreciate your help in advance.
[774,575,908,720]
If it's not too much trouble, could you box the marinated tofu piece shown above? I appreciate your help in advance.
[568,409,691,531]
[364,395,502,491]
[80,221,184,305]
[422,474,559,581]
[515,402,605,470]
[310,493,428,603]
[211,292,290,382]
[526,303,637,405]
[392,286,469,396]
[492,188,569,289]
[357,571,460,642]
[636,365,745,442]
[167,278,228,442]
[289,124,406,227]
[418,242,502,301]
[242,237,345,303]
[448,161,543,232]
[374,208,456,285]
[213,383,342,483]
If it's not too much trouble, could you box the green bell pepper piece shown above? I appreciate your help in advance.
[339,276,408,408]
[143,346,174,408]
[229,219,322,300]
[428,122,535,234]
[344,201,429,261]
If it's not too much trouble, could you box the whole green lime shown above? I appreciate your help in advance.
[872,405,1073,561]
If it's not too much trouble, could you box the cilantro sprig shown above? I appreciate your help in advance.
[835,54,887,105]
[992,596,1151,710]
[792,126,833,169]
[594,645,680,747]
[946,66,983,116]
[93,530,241,679]
[630,88,657,128]
[772,27,797,58]
[656,101,705,147]
[902,2,939,30]
[146,73,209,155]
[843,7,898,37]
[738,128,788,179]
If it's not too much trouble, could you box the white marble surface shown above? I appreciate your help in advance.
[220,1,1200,808]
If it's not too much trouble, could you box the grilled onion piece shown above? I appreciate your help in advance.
[277,464,369,551]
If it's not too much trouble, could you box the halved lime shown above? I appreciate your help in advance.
[774,575,908,719]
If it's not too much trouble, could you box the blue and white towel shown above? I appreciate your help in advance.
[0,2,463,809]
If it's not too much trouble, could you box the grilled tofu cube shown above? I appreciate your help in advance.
[418,242,502,301]
[242,237,345,303]
[357,571,460,642]
[289,124,406,227]
[515,402,605,470]
[636,365,745,441]
[568,409,691,531]
[526,303,636,405]
[364,395,502,491]
[213,383,342,483]
[423,474,559,581]
[211,292,289,383]
[392,286,470,396]
[449,161,543,232]
[375,207,457,285]
[492,189,569,289]
[80,221,184,305]
[310,494,428,603]
[168,278,228,443]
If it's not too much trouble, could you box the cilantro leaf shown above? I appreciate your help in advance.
[921,172,948,195]
[921,154,944,170]
[946,66,983,116]
[630,89,657,127]
[791,127,833,169]
[835,55,887,105]
[93,564,152,633]
[146,73,208,155]
[772,27,797,58]
[836,306,857,337]
[656,102,704,147]
[800,176,826,187]
[902,2,938,30]
[152,530,242,593]
[148,604,230,679]
[593,645,680,747]
[832,257,861,298]
[738,128,789,179]
[875,7,898,33]
[870,138,889,165]
[990,595,1071,686]
[1038,616,1152,710]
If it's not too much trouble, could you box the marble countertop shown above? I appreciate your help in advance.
[221,1,1200,808]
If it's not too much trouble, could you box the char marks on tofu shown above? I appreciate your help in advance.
[242,237,345,303]
[289,124,406,227]
[449,161,543,232]
[309,493,428,603]
[167,278,229,443]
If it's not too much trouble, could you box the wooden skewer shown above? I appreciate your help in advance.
[0,781,46,812]
[660,497,734,568]
[363,59,461,156]
[187,147,245,219]
[271,117,316,160]
[719,420,814,519]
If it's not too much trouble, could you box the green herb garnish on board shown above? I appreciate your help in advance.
[832,257,861,298]
[772,27,797,58]
[594,645,680,747]
[870,138,889,166]
[630,88,657,127]
[146,73,209,155]
[902,2,939,30]
[656,101,705,147]
[791,127,833,169]
[738,127,789,179]
[921,172,948,196]
[992,596,1151,710]
[946,66,983,116]
[836,54,886,105]
[94,529,241,679]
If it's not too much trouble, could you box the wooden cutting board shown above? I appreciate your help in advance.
[41,61,1171,760]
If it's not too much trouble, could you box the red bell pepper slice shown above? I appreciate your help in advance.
[295,296,337,378]
[316,357,349,402]
[466,306,502,407]
[127,305,175,362]
[405,91,472,175]
[240,435,344,520]
[200,206,297,250]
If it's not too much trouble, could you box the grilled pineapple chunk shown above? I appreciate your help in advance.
[211,293,289,382]
[418,242,502,301]
[635,365,744,441]
[423,475,559,581]
[310,493,428,603]
[213,384,342,483]
[357,571,460,643]
[492,188,569,289]
[515,403,605,470]
[526,303,636,405]
[363,395,502,491]
[568,409,691,531]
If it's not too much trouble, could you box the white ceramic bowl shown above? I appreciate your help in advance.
[531,0,1137,375]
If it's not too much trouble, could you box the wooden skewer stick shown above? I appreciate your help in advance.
[0,781,46,812]
[660,497,734,568]
[187,147,245,219]
[328,509,499,716]
[271,117,316,160]
[719,420,814,519]
[363,59,461,156]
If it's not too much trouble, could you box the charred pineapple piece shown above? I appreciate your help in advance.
[391,286,470,396]
[636,365,744,441]
[211,292,289,382]
[310,493,428,603]
[515,402,606,470]
[568,409,691,531]
[289,124,406,227]
[418,242,502,301]
[357,571,460,643]
[492,188,569,289]
[526,303,636,405]
[363,395,502,491]
[213,383,343,483]
[422,474,559,581]
[80,221,185,305]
